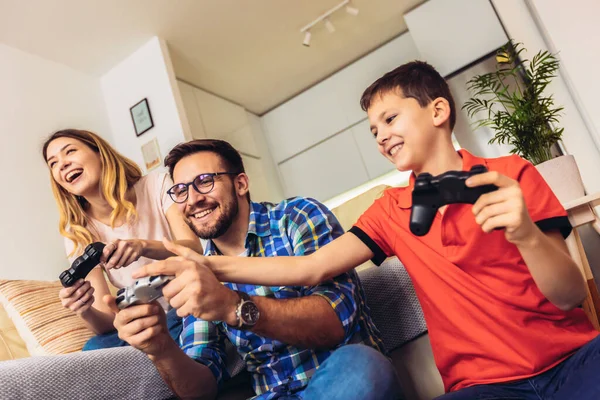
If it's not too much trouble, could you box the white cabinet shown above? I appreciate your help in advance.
[333,33,420,126]
[405,0,507,77]
[177,81,206,139]
[175,79,283,202]
[193,89,248,138]
[242,155,273,203]
[220,124,260,158]
[260,32,420,201]
[261,77,349,164]
[278,130,370,201]
[350,120,396,179]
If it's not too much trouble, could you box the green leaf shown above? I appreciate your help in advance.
[463,40,563,165]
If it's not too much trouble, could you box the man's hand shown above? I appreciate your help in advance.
[102,239,146,270]
[104,295,172,356]
[467,171,537,245]
[131,240,240,325]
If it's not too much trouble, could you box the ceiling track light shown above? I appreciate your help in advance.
[303,31,312,47]
[299,0,359,46]
[346,5,359,16]
[324,18,336,33]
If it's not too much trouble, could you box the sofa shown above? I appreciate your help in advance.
[0,185,445,399]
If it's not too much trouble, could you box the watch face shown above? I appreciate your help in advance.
[240,302,260,325]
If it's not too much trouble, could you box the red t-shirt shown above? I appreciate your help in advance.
[351,150,598,392]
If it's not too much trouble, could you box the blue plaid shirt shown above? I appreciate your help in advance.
[180,197,384,399]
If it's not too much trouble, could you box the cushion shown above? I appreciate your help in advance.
[0,280,94,356]
[0,346,174,400]
[330,185,390,231]
[0,303,29,361]
[331,185,390,271]
[357,257,428,352]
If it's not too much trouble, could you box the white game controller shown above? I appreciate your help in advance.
[116,275,174,309]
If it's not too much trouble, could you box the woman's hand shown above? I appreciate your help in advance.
[58,279,95,316]
[102,239,146,270]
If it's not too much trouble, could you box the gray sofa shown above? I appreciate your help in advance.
[0,258,444,399]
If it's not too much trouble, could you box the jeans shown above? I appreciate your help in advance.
[82,307,183,351]
[271,344,403,400]
[437,334,600,400]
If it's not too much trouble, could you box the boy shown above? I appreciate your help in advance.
[139,61,600,399]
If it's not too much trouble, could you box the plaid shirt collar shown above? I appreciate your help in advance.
[204,201,272,256]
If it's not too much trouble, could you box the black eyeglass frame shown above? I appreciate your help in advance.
[167,172,239,203]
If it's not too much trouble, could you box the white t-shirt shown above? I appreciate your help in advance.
[64,172,175,289]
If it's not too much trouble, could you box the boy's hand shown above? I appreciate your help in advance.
[132,240,239,325]
[104,295,173,357]
[467,171,537,245]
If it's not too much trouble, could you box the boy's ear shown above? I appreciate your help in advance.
[431,97,451,128]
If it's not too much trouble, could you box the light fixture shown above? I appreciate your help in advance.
[303,31,312,47]
[346,5,359,16]
[299,0,358,46]
[324,18,336,33]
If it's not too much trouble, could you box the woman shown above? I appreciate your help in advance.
[42,129,200,350]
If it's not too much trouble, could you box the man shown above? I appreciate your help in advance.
[106,139,402,399]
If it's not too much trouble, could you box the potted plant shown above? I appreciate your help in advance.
[462,40,584,204]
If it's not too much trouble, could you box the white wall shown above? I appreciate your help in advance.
[176,80,284,202]
[491,0,600,194]
[101,37,190,174]
[448,55,515,159]
[261,33,421,201]
[523,0,600,288]
[0,43,111,280]
[404,0,507,76]
[528,0,600,155]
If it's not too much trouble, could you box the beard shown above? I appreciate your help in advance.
[185,188,239,240]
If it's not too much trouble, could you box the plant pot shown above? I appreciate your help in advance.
[535,155,585,204]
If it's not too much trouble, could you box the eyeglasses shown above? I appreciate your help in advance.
[167,172,239,203]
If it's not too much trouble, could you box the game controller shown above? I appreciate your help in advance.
[410,165,498,236]
[59,242,106,287]
[116,275,174,309]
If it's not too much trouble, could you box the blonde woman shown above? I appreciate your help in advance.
[42,129,200,350]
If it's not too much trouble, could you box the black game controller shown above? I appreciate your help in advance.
[410,165,498,236]
[59,242,106,287]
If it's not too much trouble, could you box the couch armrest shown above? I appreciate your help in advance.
[0,347,174,400]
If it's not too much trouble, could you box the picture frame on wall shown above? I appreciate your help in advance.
[130,98,154,136]
[141,138,161,171]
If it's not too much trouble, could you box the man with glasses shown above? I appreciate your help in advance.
[106,139,402,400]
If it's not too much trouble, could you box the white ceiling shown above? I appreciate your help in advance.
[0,0,423,114]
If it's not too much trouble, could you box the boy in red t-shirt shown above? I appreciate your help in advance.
[139,61,600,399]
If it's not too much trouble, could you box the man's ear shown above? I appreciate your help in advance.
[431,97,451,128]
[234,173,250,197]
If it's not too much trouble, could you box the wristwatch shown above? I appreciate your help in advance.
[233,291,260,330]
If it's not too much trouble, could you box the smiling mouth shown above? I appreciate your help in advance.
[65,169,83,183]
[389,143,404,156]
[189,207,217,220]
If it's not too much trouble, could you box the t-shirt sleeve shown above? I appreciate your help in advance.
[63,236,78,264]
[156,172,175,215]
[511,155,572,238]
[349,195,394,266]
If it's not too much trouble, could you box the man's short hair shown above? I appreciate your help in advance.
[360,60,456,130]
[164,139,246,179]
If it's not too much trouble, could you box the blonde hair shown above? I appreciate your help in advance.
[42,129,142,257]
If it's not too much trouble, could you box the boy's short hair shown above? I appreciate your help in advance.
[164,139,246,180]
[360,61,456,130]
